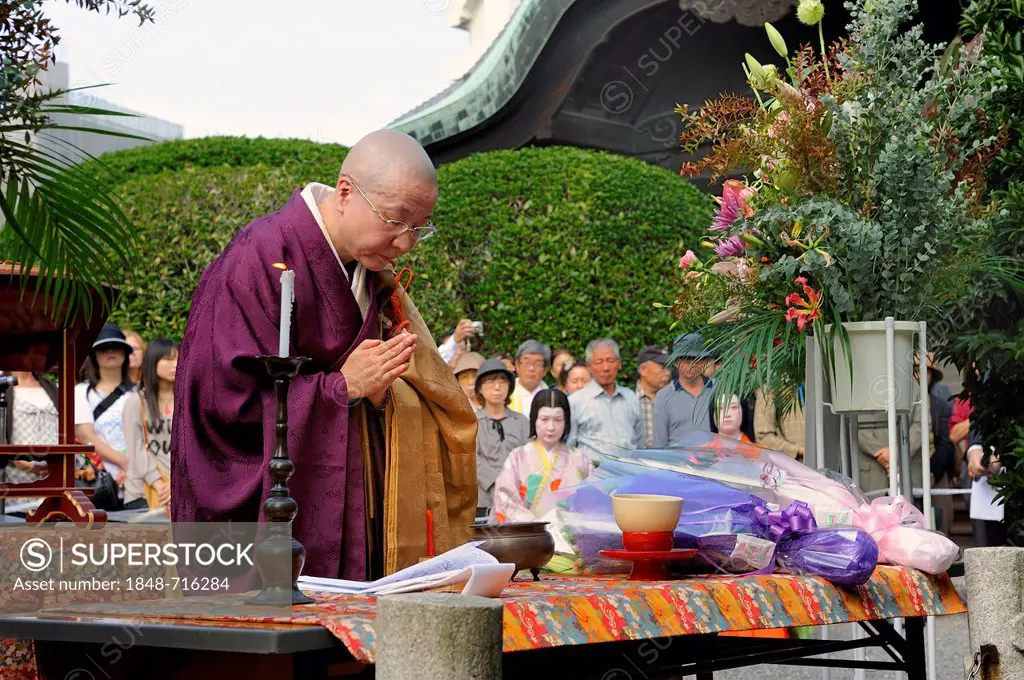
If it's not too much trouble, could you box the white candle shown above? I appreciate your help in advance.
[278,269,295,357]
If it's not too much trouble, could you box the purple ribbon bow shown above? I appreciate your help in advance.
[753,500,817,543]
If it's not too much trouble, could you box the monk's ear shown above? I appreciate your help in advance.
[335,176,353,212]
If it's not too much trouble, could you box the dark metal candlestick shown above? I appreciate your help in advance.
[247,355,314,606]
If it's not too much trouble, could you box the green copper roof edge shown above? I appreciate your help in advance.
[390,0,577,143]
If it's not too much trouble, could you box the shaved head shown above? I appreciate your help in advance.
[324,129,439,271]
[341,129,437,197]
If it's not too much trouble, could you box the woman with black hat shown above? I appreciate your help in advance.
[73,322,136,509]
[474,359,530,517]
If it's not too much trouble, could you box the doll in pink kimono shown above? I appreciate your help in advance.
[491,389,594,523]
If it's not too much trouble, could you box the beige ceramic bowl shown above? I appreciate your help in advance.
[611,494,684,533]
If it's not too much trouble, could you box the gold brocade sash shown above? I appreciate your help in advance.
[363,270,478,574]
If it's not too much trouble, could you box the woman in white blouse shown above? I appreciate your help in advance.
[74,323,136,507]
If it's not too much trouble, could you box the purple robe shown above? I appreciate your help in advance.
[171,190,377,579]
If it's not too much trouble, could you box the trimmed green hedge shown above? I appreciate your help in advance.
[92,136,348,184]
[105,139,712,374]
[405,147,712,372]
[110,164,315,337]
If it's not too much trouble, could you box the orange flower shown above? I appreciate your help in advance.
[784,276,822,331]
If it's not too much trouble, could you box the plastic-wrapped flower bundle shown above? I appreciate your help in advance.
[549,461,882,585]
[853,495,958,574]
[754,501,878,586]
[776,527,879,586]
[549,459,769,573]
[610,433,958,574]
[613,432,864,509]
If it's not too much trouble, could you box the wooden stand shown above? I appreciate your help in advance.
[27,490,106,527]
[0,264,112,526]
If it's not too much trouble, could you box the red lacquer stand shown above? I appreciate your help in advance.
[600,549,698,580]
[0,264,112,527]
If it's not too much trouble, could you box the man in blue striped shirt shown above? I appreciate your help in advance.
[568,338,644,465]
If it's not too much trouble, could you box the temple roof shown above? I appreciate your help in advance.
[392,0,962,175]
[391,0,576,145]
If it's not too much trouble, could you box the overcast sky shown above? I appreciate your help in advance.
[44,0,469,145]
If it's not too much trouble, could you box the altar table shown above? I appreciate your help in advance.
[0,565,966,679]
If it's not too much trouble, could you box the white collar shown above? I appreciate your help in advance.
[301,183,370,319]
[517,380,547,396]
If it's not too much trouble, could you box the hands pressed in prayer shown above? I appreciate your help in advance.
[342,332,418,404]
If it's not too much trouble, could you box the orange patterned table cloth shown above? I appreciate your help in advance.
[5,565,966,665]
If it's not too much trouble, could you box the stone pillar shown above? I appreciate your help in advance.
[964,547,1024,679]
[376,593,504,680]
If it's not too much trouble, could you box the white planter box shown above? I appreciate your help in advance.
[825,320,918,413]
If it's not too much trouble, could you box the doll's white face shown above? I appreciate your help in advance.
[535,406,565,449]
[718,396,743,437]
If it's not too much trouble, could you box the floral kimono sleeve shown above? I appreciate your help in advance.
[490,445,536,524]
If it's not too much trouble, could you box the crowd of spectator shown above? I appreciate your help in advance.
[0,315,1005,547]
[440,319,1005,545]
[2,322,176,516]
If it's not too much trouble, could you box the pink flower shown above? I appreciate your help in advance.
[711,261,738,276]
[679,250,697,269]
[714,235,747,257]
[710,180,756,232]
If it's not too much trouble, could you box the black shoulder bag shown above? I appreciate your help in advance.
[85,383,131,511]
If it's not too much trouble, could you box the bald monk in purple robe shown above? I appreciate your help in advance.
[172,130,460,580]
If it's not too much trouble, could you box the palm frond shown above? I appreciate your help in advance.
[0,90,143,323]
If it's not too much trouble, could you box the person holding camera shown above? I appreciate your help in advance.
[438,319,482,366]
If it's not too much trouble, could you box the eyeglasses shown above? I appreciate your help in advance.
[343,174,437,242]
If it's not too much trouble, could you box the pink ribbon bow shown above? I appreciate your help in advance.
[852,495,925,538]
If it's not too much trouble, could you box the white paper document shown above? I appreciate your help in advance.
[297,542,515,597]
[970,476,1005,522]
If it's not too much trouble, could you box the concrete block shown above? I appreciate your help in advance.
[964,547,1024,679]
[376,592,503,680]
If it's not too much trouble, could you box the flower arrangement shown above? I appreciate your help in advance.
[671,0,1007,409]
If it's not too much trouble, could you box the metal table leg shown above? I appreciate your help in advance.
[904,618,927,680]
